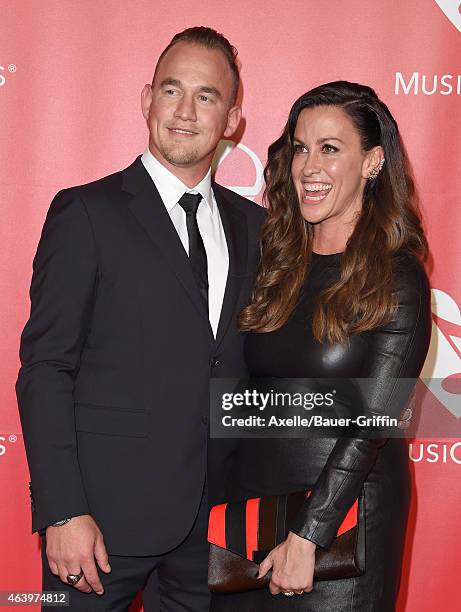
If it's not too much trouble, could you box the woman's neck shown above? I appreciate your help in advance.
[312,218,356,255]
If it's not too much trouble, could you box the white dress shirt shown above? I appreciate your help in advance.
[141,149,229,337]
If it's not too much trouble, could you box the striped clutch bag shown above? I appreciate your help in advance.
[208,490,364,593]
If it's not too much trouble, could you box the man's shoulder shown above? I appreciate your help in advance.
[57,157,141,202]
[61,169,124,200]
[213,182,266,222]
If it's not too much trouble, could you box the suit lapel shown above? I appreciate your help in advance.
[123,157,214,343]
[213,182,248,350]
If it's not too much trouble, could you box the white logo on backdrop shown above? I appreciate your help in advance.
[396,4,461,95]
[409,442,461,464]
[0,434,18,458]
[421,289,461,418]
[212,140,264,201]
[395,72,461,95]
[0,63,17,87]
[434,0,461,32]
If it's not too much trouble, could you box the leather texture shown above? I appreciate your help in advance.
[209,526,363,594]
[242,251,431,549]
[212,251,431,609]
[209,489,365,593]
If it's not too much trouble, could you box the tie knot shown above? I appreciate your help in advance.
[178,192,202,215]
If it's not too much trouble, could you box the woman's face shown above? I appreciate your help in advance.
[291,105,381,229]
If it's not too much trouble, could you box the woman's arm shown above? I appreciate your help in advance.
[289,255,432,548]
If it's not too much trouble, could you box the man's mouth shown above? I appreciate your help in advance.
[303,182,333,202]
[167,127,198,137]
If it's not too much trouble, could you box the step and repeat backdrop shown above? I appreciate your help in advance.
[1,1,460,610]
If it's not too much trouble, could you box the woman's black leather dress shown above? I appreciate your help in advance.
[210,252,431,611]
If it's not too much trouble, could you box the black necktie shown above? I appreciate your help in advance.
[178,193,208,311]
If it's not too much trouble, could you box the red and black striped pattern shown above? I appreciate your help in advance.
[208,491,358,561]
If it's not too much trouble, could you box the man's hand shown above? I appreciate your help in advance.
[45,515,111,595]
[258,531,316,596]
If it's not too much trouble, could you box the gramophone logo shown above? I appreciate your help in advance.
[421,289,461,418]
[434,0,461,32]
[212,139,264,201]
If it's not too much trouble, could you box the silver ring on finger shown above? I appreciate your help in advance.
[282,591,295,597]
[66,570,84,586]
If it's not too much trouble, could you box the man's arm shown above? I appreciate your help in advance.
[16,189,112,594]
[16,189,97,532]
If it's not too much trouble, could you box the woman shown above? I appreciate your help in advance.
[211,81,431,611]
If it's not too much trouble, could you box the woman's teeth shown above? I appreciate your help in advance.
[303,183,332,201]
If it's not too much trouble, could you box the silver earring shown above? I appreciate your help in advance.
[368,158,385,180]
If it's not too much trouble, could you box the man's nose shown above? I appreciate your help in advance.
[174,94,197,122]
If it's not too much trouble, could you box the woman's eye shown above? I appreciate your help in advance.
[293,143,308,154]
[323,144,338,153]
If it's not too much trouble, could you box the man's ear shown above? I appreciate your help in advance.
[223,105,242,138]
[362,146,385,179]
[141,84,153,120]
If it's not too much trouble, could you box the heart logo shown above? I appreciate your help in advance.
[434,0,461,32]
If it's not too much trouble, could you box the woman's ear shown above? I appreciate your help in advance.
[362,146,385,180]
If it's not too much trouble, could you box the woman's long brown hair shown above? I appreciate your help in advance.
[239,81,428,343]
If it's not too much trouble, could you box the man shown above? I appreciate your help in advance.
[16,27,264,611]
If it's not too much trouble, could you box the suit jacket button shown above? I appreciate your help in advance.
[210,358,220,368]
[202,416,209,425]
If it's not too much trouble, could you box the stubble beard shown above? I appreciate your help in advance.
[161,142,200,167]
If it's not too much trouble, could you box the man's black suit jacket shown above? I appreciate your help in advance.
[16,156,265,556]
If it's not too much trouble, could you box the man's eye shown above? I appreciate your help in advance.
[165,89,178,95]
[199,94,210,102]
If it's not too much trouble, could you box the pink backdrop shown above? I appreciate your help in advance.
[1,1,461,610]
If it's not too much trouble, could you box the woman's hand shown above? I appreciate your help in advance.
[257,531,316,595]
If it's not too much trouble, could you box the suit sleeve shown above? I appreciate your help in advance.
[16,189,98,533]
[289,257,432,549]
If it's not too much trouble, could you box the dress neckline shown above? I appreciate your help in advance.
[312,251,343,258]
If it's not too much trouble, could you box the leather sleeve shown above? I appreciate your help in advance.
[289,256,432,549]
[16,189,98,532]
